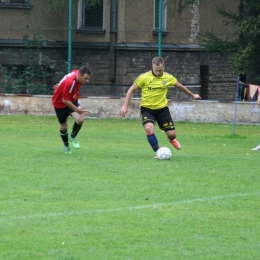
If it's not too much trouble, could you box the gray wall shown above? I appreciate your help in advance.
[0,94,259,124]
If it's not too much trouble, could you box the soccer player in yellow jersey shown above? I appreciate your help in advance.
[120,57,201,158]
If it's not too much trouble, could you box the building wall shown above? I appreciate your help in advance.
[118,0,239,44]
[0,1,238,100]
[0,0,239,44]
[1,94,259,125]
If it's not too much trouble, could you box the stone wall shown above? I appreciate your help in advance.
[1,94,259,124]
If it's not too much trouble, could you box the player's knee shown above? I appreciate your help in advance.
[166,131,176,139]
[76,117,85,125]
[60,124,67,132]
[144,123,154,134]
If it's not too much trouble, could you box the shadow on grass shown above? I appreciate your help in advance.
[225,134,247,139]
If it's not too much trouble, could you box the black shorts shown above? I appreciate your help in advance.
[54,100,80,124]
[140,106,175,132]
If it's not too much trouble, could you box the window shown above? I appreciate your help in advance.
[154,0,167,33]
[77,0,105,33]
[1,0,29,3]
[0,0,32,8]
[10,0,27,3]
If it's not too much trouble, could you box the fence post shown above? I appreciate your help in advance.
[158,0,162,57]
[68,0,73,73]
[232,76,240,135]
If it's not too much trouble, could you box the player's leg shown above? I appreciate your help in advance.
[166,129,181,150]
[156,107,181,150]
[252,144,260,150]
[70,112,84,149]
[69,100,85,149]
[141,107,159,156]
[60,121,71,154]
[54,107,71,154]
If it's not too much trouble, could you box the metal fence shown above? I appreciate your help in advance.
[0,0,252,101]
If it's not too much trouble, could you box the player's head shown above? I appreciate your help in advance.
[152,57,165,77]
[77,66,92,84]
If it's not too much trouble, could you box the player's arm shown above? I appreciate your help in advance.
[120,83,138,117]
[61,80,87,114]
[174,81,201,100]
[62,99,87,115]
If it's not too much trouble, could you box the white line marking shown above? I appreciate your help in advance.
[0,192,259,222]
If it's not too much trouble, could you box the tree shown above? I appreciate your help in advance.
[199,0,260,84]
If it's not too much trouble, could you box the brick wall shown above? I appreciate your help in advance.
[113,50,236,101]
[0,45,237,100]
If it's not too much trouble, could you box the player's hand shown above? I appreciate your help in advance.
[193,94,201,100]
[257,98,260,105]
[76,106,88,115]
[120,106,128,117]
[53,84,58,90]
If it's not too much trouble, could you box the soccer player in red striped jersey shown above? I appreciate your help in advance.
[52,66,92,154]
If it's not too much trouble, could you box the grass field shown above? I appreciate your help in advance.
[1,115,260,260]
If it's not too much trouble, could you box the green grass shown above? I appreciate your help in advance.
[1,115,260,260]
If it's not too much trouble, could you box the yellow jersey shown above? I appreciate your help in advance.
[134,71,177,109]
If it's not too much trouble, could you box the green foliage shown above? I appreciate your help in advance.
[199,0,260,80]
[1,66,24,94]
[0,12,59,95]
[5,33,56,95]
[1,117,260,259]
[200,31,238,53]
[216,6,242,26]
[1,31,84,94]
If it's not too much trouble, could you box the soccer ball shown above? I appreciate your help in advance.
[156,147,172,160]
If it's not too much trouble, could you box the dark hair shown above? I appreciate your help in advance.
[152,57,164,66]
[79,66,92,76]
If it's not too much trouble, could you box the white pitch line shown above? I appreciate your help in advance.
[0,192,259,222]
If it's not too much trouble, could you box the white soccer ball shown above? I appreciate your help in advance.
[156,147,172,160]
